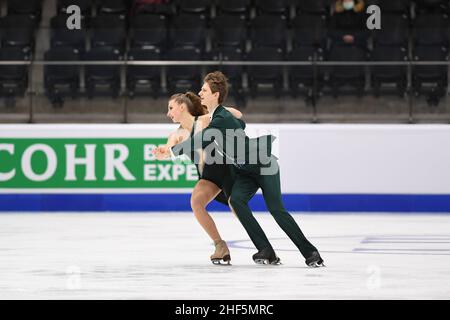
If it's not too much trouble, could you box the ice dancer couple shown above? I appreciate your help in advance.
[154,71,324,267]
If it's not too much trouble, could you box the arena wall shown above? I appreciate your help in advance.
[1,124,449,213]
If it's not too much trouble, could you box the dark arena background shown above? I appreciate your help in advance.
[0,0,449,312]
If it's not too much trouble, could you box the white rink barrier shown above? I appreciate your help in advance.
[1,124,449,213]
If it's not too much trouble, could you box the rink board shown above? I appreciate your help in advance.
[1,194,450,212]
[1,124,450,213]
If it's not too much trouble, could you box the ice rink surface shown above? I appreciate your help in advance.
[0,212,449,300]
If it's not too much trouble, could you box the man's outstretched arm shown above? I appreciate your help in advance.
[170,115,226,159]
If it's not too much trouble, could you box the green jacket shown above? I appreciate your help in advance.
[171,105,274,174]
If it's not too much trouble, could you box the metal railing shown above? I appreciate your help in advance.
[1,59,449,123]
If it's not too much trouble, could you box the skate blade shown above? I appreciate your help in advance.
[211,256,232,266]
[308,261,326,268]
[254,258,282,265]
[211,260,232,266]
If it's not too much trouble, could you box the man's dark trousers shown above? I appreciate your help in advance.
[229,157,318,259]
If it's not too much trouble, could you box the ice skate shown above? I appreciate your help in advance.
[252,247,281,265]
[305,251,325,268]
[210,240,231,265]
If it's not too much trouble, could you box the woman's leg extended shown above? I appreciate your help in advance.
[190,179,222,241]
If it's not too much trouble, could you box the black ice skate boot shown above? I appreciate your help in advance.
[252,247,281,265]
[305,251,325,268]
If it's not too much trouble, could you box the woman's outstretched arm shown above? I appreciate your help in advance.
[225,106,243,119]
[153,128,189,160]
[197,106,244,128]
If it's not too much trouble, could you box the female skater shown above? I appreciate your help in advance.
[154,92,242,265]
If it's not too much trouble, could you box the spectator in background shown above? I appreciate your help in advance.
[330,0,367,48]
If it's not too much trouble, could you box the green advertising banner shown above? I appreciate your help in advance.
[0,138,198,188]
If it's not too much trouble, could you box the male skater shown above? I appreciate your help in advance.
[170,71,324,267]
